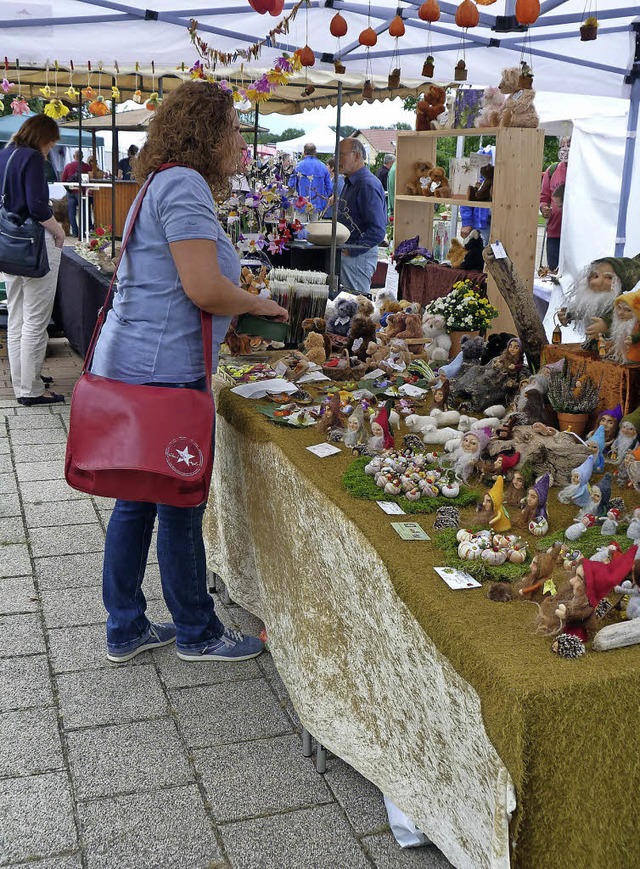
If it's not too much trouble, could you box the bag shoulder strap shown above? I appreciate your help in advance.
[82,162,213,389]
[0,148,20,209]
[547,162,560,183]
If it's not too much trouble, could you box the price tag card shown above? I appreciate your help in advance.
[433,567,482,589]
[491,241,508,259]
[306,443,342,458]
[399,383,428,398]
[376,501,406,515]
[391,522,430,541]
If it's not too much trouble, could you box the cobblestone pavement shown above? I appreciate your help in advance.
[0,334,452,868]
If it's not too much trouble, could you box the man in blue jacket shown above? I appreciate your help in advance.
[337,138,387,296]
[289,143,332,219]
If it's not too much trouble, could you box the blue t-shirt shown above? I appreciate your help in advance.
[92,167,239,384]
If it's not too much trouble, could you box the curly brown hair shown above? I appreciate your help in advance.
[9,115,60,151]
[132,80,242,197]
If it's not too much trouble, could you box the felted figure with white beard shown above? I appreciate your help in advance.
[558,255,640,351]
[607,286,640,364]
[448,429,490,483]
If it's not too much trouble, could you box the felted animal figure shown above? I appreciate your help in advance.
[497,67,539,128]
[468,165,494,202]
[405,160,435,196]
[460,229,486,271]
[422,315,452,362]
[416,84,446,131]
[327,297,358,337]
[303,332,327,365]
[447,238,466,269]
[394,313,423,340]
[302,317,332,359]
[347,315,377,363]
[424,166,451,198]
[474,86,505,128]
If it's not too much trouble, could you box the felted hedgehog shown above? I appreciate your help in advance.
[433,505,460,531]
[488,582,514,602]
[403,434,425,452]
[553,633,586,659]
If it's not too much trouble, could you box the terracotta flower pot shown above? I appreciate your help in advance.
[580,24,598,41]
[448,330,478,358]
[454,63,468,82]
[556,411,590,437]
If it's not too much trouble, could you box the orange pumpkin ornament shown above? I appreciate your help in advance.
[515,0,540,25]
[299,44,315,67]
[455,0,479,28]
[88,96,109,117]
[418,0,440,22]
[330,12,348,38]
[359,27,378,47]
[389,15,405,37]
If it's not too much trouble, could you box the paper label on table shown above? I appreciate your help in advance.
[273,361,289,377]
[391,522,430,541]
[491,241,508,260]
[306,442,342,457]
[361,368,385,380]
[399,384,428,398]
[297,370,331,383]
[433,567,482,589]
[230,379,298,399]
[376,501,406,515]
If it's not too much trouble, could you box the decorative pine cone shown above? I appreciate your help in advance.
[403,434,424,452]
[554,633,586,659]
[595,598,613,619]
[434,505,460,530]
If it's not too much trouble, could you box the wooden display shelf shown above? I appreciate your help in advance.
[396,194,492,209]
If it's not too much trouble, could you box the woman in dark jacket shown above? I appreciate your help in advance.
[0,115,66,405]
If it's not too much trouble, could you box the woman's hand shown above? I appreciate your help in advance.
[250,297,289,322]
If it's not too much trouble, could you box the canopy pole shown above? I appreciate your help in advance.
[329,80,343,299]
[78,91,83,241]
[615,76,640,256]
[111,76,118,257]
[252,104,259,188]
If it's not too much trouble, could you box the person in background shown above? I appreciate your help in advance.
[61,149,91,237]
[460,205,491,246]
[387,157,396,218]
[324,157,345,219]
[117,144,139,181]
[289,142,332,218]
[376,153,395,192]
[44,155,57,183]
[90,80,288,665]
[0,114,66,405]
[337,138,386,296]
[540,136,571,272]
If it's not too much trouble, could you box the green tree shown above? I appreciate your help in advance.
[330,124,356,138]
[393,122,412,130]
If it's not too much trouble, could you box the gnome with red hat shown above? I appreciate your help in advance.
[368,405,394,454]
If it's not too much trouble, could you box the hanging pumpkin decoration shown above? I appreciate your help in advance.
[455,0,479,28]
[248,0,282,14]
[88,95,110,116]
[299,45,315,67]
[269,0,285,14]
[515,0,540,25]
[418,0,440,22]
[359,27,378,47]
[389,15,405,37]
[330,12,348,37]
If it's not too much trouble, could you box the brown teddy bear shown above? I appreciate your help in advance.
[416,84,446,131]
[385,312,408,339]
[424,166,451,198]
[379,299,403,328]
[405,160,434,196]
[356,296,375,318]
[497,67,539,128]
[302,316,332,358]
[303,331,327,365]
[468,164,494,202]
[394,312,423,340]
[447,238,466,269]
[347,315,377,362]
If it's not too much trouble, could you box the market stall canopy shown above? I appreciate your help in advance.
[0,113,103,147]
[1,0,637,103]
[276,124,342,153]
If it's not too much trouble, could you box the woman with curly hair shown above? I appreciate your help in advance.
[91,80,287,664]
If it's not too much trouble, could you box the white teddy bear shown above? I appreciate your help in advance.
[421,314,452,362]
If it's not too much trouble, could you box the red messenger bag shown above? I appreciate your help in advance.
[65,165,215,507]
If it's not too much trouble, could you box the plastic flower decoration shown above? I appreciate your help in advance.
[44,99,70,119]
[11,96,30,116]
[1,77,15,93]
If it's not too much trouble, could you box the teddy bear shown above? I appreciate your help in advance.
[416,84,446,131]
[394,312,423,340]
[240,265,270,296]
[422,314,452,362]
[405,160,435,196]
[497,67,539,128]
[348,315,377,363]
[447,238,466,269]
[302,316,332,359]
[474,86,505,129]
[460,229,486,271]
[303,331,327,365]
[468,164,494,202]
[327,296,358,336]
[424,166,451,198]
[384,312,408,340]
[356,295,375,318]
[378,338,413,372]
[379,299,403,328]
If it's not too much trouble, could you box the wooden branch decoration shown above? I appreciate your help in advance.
[483,245,547,369]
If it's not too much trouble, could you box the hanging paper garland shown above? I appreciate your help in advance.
[11,61,29,115]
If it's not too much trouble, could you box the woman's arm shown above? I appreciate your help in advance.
[169,238,288,320]
[40,215,66,248]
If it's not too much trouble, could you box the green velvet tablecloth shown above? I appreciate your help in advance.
[204,384,640,869]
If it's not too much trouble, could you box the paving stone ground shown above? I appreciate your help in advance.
[0,332,453,868]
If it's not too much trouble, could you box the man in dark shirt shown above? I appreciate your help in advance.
[61,150,91,237]
[117,144,139,181]
[337,138,387,296]
[376,153,395,192]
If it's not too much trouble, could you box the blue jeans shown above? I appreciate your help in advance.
[546,236,561,270]
[67,192,79,236]
[340,246,379,296]
[102,375,224,654]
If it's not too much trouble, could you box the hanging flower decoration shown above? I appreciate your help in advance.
[39,85,52,98]
[11,96,30,116]
[65,85,79,100]
[111,85,120,100]
[2,77,15,93]
[88,95,110,116]
[187,49,302,107]
[145,91,162,111]
[83,85,95,100]
[44,99,70,119]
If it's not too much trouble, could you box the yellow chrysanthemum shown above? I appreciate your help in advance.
[266,70,289,85]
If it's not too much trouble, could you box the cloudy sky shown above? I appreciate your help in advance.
[262,97,416,135]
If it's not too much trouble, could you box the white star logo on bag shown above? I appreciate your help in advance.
[165,437,204,477]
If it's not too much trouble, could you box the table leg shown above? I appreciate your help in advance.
[302,728,313,757]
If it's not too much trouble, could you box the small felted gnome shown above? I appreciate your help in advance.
[586,424,606,472]
[611,406,640,465]
[558,455,594,509]
[486,475,511,532]
[520,472,550,529]
[368,405,395,453]
[607,287,640,363]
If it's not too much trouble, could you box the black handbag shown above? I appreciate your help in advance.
[0,148,50,278]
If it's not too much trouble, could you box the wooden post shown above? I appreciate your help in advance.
[483,244,547,369]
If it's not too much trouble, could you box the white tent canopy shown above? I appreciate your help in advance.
[276,124,340,154]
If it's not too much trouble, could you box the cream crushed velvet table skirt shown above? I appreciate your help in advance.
[203,406,516,869]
